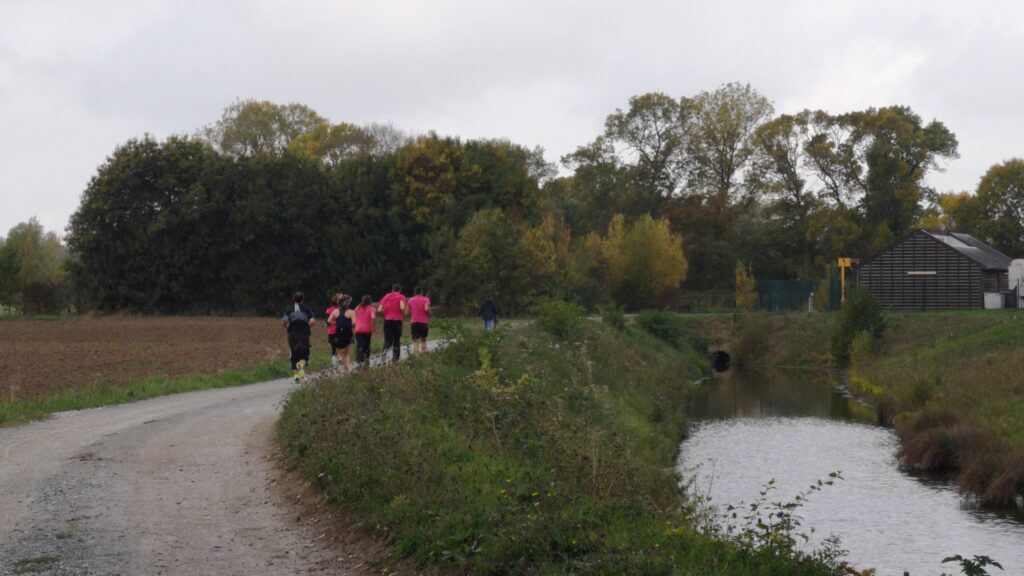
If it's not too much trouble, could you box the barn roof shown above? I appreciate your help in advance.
[922,230,1012,271]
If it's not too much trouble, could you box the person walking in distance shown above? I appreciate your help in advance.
[480,296,500,331]
[354,294,376,365]
[378,284,407,362]
[282,292,315,381]
[327,294,354,373]
[407,286,431,355]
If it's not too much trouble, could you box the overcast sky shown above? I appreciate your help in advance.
[3,0,1024,235]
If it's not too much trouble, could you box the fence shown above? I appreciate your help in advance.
[756,279,843,312]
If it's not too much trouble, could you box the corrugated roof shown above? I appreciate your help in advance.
[923,230,1012,270]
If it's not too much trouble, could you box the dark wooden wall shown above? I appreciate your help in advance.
[981,271,1009,293]
[858,232,982,309]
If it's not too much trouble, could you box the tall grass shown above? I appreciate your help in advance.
[278,321,845,575]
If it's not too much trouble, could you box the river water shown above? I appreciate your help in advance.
[676,369,1024,576]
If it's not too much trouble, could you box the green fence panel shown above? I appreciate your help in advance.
[756,280,814,311]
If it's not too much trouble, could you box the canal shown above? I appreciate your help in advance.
[676,368,1024,575]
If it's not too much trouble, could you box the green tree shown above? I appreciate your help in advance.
[438,208,556,314]
[201,99,326,157]
[67,135,231,312]
[557,138,631,234]
[939,192,985,235]
[831,288,886,366]
[391,135,547,229]
[977,159,1024,256]
[604,92,688,201]
[673,83,772,289]
[0,235,13,308]
[0,218,70,313]
[287,122,377,167]
[855,106,959,238]
[747,113,822,278]
[602,214,688,309]
[683,82,774,200]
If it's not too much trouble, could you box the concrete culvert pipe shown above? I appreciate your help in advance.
[711,350,731,372]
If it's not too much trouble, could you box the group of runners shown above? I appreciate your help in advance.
[281,284,432,381]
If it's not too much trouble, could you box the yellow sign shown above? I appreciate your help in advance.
[837,258,860,304]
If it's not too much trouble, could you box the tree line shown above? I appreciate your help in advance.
[4,86,1024,314]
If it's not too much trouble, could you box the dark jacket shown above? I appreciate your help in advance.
[479,299,500,321]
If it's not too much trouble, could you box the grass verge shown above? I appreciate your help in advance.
[278,320,846,575]
[0,359,293,426]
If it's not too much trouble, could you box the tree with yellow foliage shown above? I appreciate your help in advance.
[601,214,687,309]
[734,262,758,312]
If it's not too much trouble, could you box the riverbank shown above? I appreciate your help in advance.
[734,310,1024,506]
[278,318,850,575]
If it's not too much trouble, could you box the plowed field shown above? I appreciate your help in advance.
[0,317,289,402]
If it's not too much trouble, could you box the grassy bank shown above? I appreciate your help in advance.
[278,319,849,575]
[733,310,1024,506]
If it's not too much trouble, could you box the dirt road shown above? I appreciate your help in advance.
[0,347,435,576]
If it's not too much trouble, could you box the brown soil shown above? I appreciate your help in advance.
[0,317,288,402]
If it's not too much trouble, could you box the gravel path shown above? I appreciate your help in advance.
[0,346,436,576]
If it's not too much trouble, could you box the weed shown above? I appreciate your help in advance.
[941,554,1004,576]
[14,555,60,574]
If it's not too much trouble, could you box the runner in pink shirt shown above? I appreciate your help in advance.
[354,294,376,364]
[407,286,431,355]
[377,284,406,362]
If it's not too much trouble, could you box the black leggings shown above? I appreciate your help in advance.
[356,333,372,363]
[288,333,310,370]
[383,319,402,361]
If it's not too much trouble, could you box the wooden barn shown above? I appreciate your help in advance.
[857,230,1012,310]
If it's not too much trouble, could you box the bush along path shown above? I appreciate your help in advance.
[278,314,858,575]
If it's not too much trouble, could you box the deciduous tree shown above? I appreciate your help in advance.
[977,159,1024,256]
[202,100,325,157]
[0,218,69,313]
[601,214,687,309]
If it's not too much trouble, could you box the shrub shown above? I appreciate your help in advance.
[634,310,685,345]
[732,313,772,367]
[848,331,880,368]
[532,299,585,339]
[830,288,886,366]
[600,303,627,330]
[634,310,712,355]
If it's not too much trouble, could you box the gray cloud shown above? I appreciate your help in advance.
[2,0,1023,234]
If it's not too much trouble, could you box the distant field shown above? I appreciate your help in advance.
[0,317,288,403]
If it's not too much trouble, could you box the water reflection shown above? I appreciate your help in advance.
[678,369,1024,576]
[687,368,870,421]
